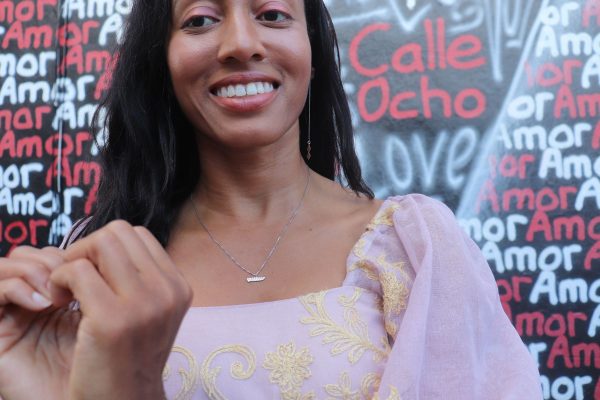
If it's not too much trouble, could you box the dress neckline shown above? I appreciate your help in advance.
[187,197,393,312]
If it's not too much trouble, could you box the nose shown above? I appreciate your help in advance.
[217,12,266,63]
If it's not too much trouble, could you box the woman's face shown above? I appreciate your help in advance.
[168,0,312,150]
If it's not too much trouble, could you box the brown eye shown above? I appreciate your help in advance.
[183,15,218,28]
[258,10,289,22]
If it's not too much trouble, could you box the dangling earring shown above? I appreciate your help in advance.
[306,84,312,161]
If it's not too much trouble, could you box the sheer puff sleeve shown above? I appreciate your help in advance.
[346,194,542,399]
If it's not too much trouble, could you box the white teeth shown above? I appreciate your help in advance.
[235,84,246,96]
[227,86,235,97]
[247,82,258,95]
[215,82,276,98]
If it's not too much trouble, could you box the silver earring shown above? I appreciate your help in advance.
[307,85,312,161]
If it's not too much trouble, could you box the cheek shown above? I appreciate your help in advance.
[167,44,190,85]
[167,38,207,85]
[288,36,310,56]
[284,36,312,80]
[167,46,183,88]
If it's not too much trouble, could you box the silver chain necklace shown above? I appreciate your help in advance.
[190,168,310,283]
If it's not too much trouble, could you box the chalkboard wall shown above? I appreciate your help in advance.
[1,0,598,398]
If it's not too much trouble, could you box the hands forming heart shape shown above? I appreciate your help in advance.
[0,220,192,400]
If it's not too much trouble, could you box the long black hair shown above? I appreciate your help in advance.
[81,0,373,246]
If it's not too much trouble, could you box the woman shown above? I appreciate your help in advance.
[0,0,542,399]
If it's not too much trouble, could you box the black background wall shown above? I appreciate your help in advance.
[1,0,598,398]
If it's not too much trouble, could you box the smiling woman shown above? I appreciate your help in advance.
[0,0,543,399]
[168,0,312,148]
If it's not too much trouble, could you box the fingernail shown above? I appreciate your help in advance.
[32,292,52,307]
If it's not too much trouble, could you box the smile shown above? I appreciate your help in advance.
[215,82,276,98]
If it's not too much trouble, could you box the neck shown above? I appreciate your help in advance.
[193,135,311,225]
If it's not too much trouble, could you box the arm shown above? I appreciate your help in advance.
[371,195,542,399]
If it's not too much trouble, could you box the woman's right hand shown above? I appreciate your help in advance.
[0,245,76,400]
[0,221,193,400]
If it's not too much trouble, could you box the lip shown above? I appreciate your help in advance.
[210,72,280,113]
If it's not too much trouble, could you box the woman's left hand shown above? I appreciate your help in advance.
[50,220,193,400]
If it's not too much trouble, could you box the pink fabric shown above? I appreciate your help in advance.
[161,194,542,399]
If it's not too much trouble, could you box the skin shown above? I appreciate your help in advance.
[0,225,191,400]
[167,0,381,306]
[0,0,380,398]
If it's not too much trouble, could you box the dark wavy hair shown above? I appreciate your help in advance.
[80,0,373,246]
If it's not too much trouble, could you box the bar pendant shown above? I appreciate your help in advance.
[247,276,266,283]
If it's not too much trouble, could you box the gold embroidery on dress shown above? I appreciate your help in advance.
[360,373,382,398]
[263,341,315,400]
[347,259,378,281]
[162,345,200,400]
[352,238,368,259]
[376,255,408,279]
[338,287,362,307]
[366,202,401,231]
[379,269,409,315]
[299,290,389,365]
[324,371,383,400]
[200,344,256,400]
[384,319,398,338]
[374,254,411,340]
[324,372,360,399]
[372,385,401,400]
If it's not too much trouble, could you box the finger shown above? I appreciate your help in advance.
[49,259,114,313]
[0,259,53,299]
[133,227,191,302]
[98,222,164,276]
[0,278,52,310]
[62,221,142,295]
[8,246,65,271]
[133,226,178,275]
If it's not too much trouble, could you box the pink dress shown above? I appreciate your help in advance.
[161,195,542,400]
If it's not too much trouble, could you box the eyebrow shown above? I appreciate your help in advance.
[173,0,220,8]
[172,0,219,16]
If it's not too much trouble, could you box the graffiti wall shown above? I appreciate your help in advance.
[0,0,121,250]
[1,0,598,398]
[331,1,599,397]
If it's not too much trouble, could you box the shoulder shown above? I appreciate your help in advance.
[368,193,458,236]
[382,193,454,217]
[346,193,460,255]
[351,193,481,286]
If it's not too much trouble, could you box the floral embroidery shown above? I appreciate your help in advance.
[352,238,369,259]
[162,345,200,400]
[325,371,383,399]
[376,255,409,280]
[348,258,379,281]
[263,341,315,400]
[299,289,389,365]
[366,202,401,231]
[324,372,359,399]
[373,385,402,400]
[380,269,409,315]
[349,203,413,335]
[338,287,362,307]
[360,373,382,398]
[374,254,411,339]
[200,344,256,400]
[384,319,398,338]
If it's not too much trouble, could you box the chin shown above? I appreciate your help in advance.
[214,131,288,149]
